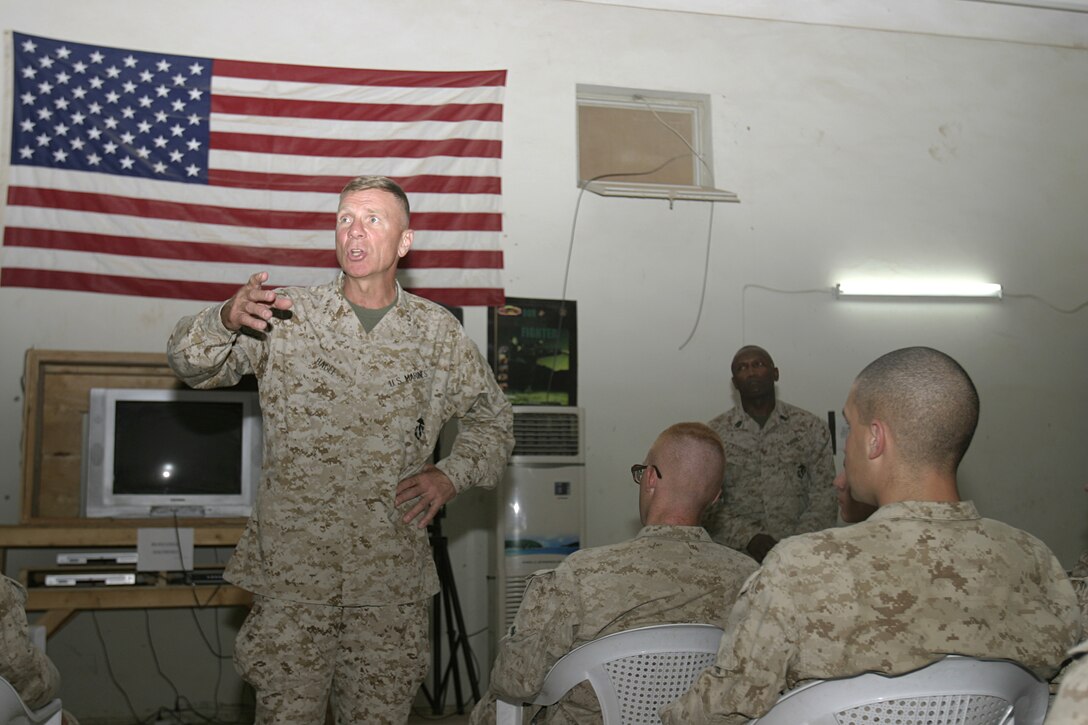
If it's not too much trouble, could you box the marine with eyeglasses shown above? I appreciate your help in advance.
[469,422,757,725]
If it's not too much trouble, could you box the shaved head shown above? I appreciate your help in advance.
[644,422,726,522]
[852,347,979,473]
[731,345,775,373]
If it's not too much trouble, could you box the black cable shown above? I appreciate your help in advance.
[90,611,144,724]
[160,514,238,724]
[143,609,182,701]
[187,606,232,660]
[167,512,230,659]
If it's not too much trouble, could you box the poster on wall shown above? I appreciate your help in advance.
[488,297,577,406]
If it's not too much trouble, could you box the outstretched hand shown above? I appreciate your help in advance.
[395,464,456,529]
[221,271,294,333]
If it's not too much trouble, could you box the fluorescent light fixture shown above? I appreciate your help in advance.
[835,281,1003,299]
[584,180,740,203]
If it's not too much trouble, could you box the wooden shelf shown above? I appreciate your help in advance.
[1,523,250,636]
[26,583,252,611]
[23,584,252,637]
[0,523,245,548]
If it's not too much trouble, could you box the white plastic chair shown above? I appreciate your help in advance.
[0,676,62,725]
[495,622,723,725]
[749,655,1048,725]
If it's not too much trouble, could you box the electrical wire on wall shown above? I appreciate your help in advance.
[543,95,731,398]
[1002,292,1088,314]
[633,95,721,351]
[544,157,692,400]
[740,283,1088,345]
[677,201,715,351]
[740,284,831,344]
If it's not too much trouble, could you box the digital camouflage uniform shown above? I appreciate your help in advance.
[704,401,837,550]
[1069,551,1088,628]
[168,277,514,723]
[1047,639,1088,725]
[470,525,758,725]
[662,501,1082,725]
[1,574,59,710]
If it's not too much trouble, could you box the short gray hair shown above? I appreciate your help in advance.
[339,176,410,226]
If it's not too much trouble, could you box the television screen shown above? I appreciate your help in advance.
[83,388,262,518]
[113,400,245,496]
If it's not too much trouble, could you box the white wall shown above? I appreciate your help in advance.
[1,0,1086,721]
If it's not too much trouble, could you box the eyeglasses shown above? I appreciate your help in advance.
[630,464,662,485]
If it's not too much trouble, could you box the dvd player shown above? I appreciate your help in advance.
[56,551,138,565]
[165,568,227,585]
[43,572,137,587]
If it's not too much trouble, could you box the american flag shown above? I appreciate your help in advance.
[2,31,505,306]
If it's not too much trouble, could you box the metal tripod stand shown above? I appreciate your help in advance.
[420,508,481,715]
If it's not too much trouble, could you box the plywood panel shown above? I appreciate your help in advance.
[21,350,184,521]
[578,104,696,185]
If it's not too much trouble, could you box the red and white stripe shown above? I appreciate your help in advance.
[2,54,506,306]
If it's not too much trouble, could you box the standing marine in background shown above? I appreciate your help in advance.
[704,345,837,562]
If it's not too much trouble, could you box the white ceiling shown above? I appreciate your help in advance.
[563,0,1088,48]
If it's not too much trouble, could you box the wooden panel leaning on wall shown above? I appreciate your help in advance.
[19,348,256,523]
[21,349,185,522]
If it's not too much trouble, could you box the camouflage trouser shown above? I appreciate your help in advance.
[234,595,430,724]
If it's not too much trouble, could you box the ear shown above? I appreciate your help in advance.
[772,367,780,382]
[868,419,887,460]
[397,229,414,258]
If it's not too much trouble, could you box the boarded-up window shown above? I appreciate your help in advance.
[577,85,713,188]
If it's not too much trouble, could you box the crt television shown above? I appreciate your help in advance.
[82,387,263,518]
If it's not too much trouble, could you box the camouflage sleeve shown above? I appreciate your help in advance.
[661,553,794,724]
[703,502,763,552]
[0,577,60,709]
[793,420,838,535]
[166,302,260,389]
[435,333,514,494]
[1070,552,1088,625]
[1072,577,1088,627]
[487,567,580,703]
[1047,641,1088,724]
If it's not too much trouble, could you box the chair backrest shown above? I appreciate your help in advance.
[749,655,1049,725]
[0,676,63,725]
[495,623,724,725]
